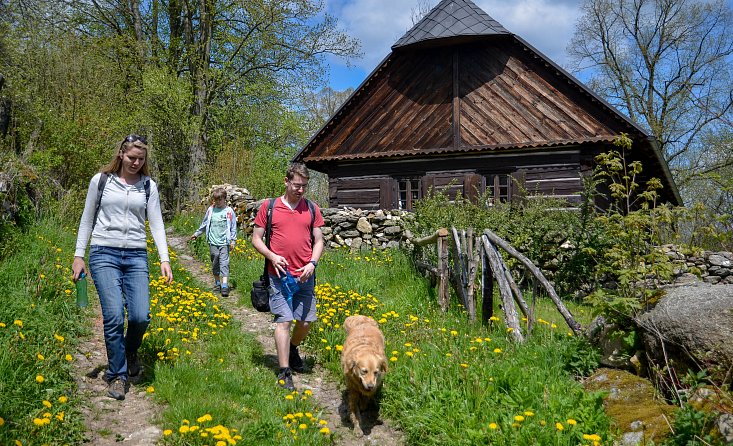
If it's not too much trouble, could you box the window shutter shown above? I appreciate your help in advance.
[380,177,395,209]
[463,173,483,203]
[511,170,526,204]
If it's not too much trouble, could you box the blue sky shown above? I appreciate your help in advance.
[323,0,585,91]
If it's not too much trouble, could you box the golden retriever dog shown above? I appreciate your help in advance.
[341,315,388,435]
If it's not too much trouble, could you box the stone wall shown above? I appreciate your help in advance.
[210,184,732,285]
[660,245,733,286]
[242,198,415,250]
[205,185,414,250]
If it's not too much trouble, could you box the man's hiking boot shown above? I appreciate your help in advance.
[277,367,295,391]
[127,352,141,377]
[213,283,221,293]
[107,377,127,400]
[289,344,305,373]
[221,286,229,297]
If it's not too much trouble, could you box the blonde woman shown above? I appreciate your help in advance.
[71,135,173,400]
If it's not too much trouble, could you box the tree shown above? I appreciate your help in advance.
[568,0,733,203]
[4,0,360,211]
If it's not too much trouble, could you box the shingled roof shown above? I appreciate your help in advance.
[392,0,510,49]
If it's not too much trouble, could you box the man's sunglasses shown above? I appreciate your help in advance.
[124,134,148,144]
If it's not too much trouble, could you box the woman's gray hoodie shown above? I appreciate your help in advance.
[75,172,170,262]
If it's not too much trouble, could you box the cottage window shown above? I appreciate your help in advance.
[398,178,421,210]
[486,174,511,206]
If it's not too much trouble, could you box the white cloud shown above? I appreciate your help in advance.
[326,0,583,85]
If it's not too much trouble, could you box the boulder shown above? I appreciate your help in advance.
[583,368,675,445]
[636,284,733,386]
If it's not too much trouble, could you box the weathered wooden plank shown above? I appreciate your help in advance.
[483,229,582,334]
[481,236,524,342]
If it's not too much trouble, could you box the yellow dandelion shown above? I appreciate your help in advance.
[390,357,397,362]
[567,418,577,426]
[514,415,525,422]
[320,427,330,434]
[489,316,500,322]
[285,395,294,400]
[524,411,534,417]
[58,396,68,403]
[55,411,64,421]
[42,400,52,408]
[14,320,23,328]
[450,330,458,336]
[298,423,307,429]
[460,363,468,368]
[489,422,498,430]
[556,422,564,431]
[146,386,155,393]
[163,429,172,436]
[36,375,45,383]
[53,334,65,342]
[0,417,4,426]
[493,348,502,354]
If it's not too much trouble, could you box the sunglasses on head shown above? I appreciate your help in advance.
[124,134,148,145]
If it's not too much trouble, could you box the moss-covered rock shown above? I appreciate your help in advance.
[584,368,676,444]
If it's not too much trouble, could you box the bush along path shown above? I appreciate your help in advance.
[167,235,405,446]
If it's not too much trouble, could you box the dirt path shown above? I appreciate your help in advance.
[72,304,162,445]
[72,237,404,445]
[167,236,405,446]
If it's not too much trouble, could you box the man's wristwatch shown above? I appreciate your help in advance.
[309,260,318,268]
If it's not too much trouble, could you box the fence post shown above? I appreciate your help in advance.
[436,228,449,311]
[481,243,493,324]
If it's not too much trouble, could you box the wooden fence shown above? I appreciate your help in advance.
[413,227,582,342]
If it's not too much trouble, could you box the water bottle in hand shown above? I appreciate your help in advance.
[283,270,300,309]
[76,272,88,308]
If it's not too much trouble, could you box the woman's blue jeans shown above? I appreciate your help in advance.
[89,246,150,381]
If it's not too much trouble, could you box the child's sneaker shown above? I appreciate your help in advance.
[277,367,295,391]
[213,283,221,293]
[221,286,229,297]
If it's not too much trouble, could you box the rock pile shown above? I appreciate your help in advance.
[661,245,733,285]
[239,198,414,250]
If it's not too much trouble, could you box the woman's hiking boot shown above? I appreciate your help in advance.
[107,378,127,400]
[127,352,141,377]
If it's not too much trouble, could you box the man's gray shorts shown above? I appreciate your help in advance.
[209,245,230,277]
[268,274,316,323]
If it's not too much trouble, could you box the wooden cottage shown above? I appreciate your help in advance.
[293,0,681,210]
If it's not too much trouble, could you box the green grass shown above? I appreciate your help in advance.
[0,220,88,445]
[2,213,611,445]
[171,210,614,445]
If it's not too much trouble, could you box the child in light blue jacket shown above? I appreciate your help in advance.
[191,188,237,296]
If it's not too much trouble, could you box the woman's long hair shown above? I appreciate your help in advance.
[101,138,150,176]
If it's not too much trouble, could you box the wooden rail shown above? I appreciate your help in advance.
[412,227,582,340]
[414,228,450,310]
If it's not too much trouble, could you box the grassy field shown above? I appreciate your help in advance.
[1,215,610,445]
[175,212,612,446]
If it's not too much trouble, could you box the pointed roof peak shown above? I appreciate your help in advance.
[392,0,510,49]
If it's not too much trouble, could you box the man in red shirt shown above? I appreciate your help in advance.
[252,163,324,390]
